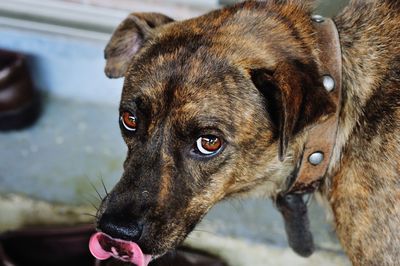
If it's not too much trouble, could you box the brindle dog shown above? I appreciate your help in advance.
[97,0,400,265]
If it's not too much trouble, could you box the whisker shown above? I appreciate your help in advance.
[82,195,100,210]
[85,175,103,201]
[192,228,214,234]
[185,234,204,241]
[99,174,109,197]
[87,194,101,204]
[82,212,98,218]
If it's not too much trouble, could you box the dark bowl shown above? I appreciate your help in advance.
[0,224,96,266]
[0,225,227,266]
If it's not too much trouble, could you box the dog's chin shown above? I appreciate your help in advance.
[143,235,186,259]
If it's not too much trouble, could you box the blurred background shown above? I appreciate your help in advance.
[0,0,349,265]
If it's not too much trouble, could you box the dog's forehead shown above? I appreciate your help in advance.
[122,69,233,117]
[119,23,272,130]
[122,46,247,106]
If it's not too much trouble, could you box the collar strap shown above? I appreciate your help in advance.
[284,16,343,195]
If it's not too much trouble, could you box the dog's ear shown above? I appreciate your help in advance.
[250,60,335,161]
[104,12,174,78]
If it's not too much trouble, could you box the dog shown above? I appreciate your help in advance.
[91,0,400,265]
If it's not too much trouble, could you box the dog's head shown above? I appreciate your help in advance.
[96,1,335,260]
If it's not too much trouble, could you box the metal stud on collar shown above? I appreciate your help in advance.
[323,75,335,92]
[308,152,324,166]
[311,15,325,23]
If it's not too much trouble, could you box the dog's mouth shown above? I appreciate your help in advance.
[89,232,153,266]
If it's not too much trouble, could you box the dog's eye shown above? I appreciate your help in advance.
[120,112,137,131]
[195,135,222,155]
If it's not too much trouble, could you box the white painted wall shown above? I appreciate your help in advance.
[0,0,210,104]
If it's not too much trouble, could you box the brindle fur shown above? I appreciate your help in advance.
[98,0,400,264]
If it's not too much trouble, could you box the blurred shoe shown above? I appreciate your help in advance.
[0,49,40,131]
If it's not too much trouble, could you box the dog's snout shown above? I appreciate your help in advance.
[98,213,143,242]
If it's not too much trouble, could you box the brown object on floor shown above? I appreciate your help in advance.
[0,225,227,266]
[0,49,41,131]
[0,225,96,266]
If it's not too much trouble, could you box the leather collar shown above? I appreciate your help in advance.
[274,16,343,258]
[283,17,343,195]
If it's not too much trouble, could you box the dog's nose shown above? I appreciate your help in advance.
[98,213,143,242]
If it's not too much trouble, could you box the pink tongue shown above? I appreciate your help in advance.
[89,232,152,266]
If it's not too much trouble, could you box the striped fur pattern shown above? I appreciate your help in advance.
[98,0,400,264]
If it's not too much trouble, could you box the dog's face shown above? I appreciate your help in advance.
[97,2,335,258]
[104,58,277,255]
